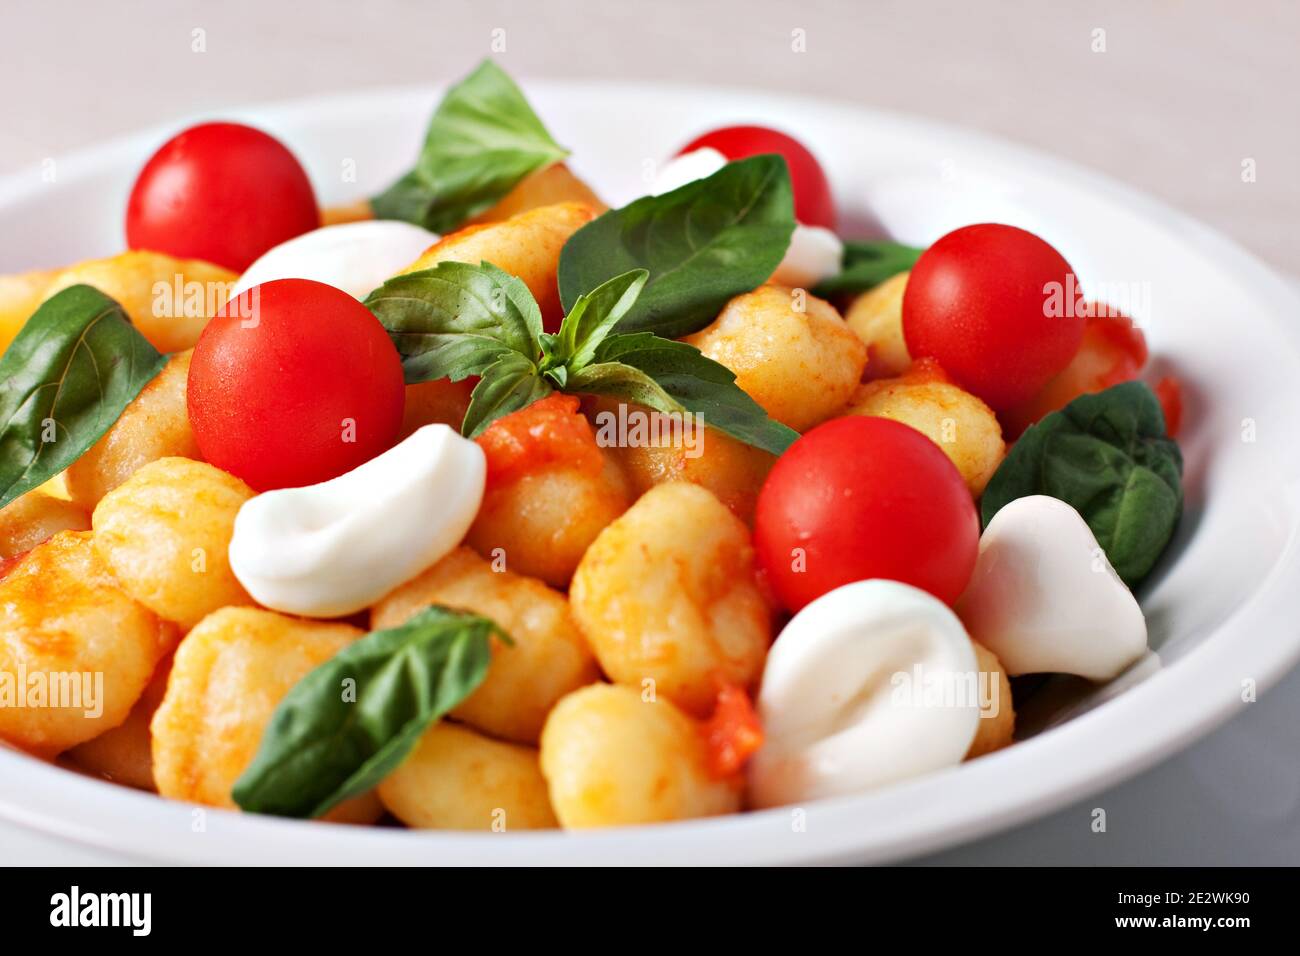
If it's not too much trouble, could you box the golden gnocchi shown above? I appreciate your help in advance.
[845,270,911,380]
[0,490,90,559]
[967,641,1015,760]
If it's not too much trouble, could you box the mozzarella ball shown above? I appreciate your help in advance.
[65,350,200,509]
[151,606,380,823]
[466,451,631,588]
[67,656,172,790]
[683,284,867,432]
[588,398,775,525]
[846,364,1006,496]
[0,491,90,559]
[40,251,236,353]
[570,482,770,715]
[401,202,596,328]
[470,163,607,223]
[0,532,177,756]
[378,722,557,830]
[967,641,1016,760]
[540,684,740,827]
[845,271,912,380]
[92,457,255,629]
[371,547,600,744]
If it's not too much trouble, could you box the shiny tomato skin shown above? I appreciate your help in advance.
[126,122,319,272]
[902,223,1085,411]
[679,125,836,230]
[754,416,978,612]
[187,278,404,491]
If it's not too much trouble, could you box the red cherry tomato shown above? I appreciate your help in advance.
[754,416,979,612]
[678,125,836,230]
[127,122,319,272]
[188,278,404,491]
[902,223,1086,411]
[1153,374,1184,438]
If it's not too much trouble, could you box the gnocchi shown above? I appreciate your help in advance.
[0,531,177,756]
[39,251,237,354]
[67,655,172,790]
[845,360,1006,496]
[844,271,911,380]
[684,284,867,432]
[65,350,200,509]
[0,490,90,559]
[378,722,557,830]
[371,546,601,744]
[150,606,381,823]
[570,482,771,715]
[0,267,59,353]
[470,163,606,223]
[967,640,1016,759]
[92,457,255,629]
[540,683,741,827]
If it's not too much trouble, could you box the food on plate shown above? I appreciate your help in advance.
[540,683,741,827]
[0,58,1189,831]
[126,121,319,272]
[959,495,1148,681]
[844,358,1006,496]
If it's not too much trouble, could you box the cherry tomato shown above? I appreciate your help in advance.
[1153,375,1184,437]
[127,122,319,272]
[701,680,764,779]
[1001,309,1148,437]
[902,223,1085,411]
[188,278,404,490]
[754,416,978,612]
[678,125,836,230]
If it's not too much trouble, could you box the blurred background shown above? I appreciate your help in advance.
[1,0,1297,865]
[2,0,1296,272]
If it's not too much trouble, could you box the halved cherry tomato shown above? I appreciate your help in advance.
[1001,307,1148,437]
[754,416,979,611]
[701,680,764,779]
[678,125,836,230]
[126,122,319,272]
[475,393,603,489]
[903,223,1085,411]
[187,278,404,490]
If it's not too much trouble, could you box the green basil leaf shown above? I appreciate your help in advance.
[365,260,543,384]
[549,268,648,372]
[569,332,799,455]
[461,351,552,438]
[0,285,166,509]
[232,605,504,819]
[371,59,569,232]
[980,381,1183,587]
[812,240,924,298]
[557,155,796,337]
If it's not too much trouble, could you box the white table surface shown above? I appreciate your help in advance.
[2,0,1297,865]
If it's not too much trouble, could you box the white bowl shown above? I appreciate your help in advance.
[3,81,1299,865]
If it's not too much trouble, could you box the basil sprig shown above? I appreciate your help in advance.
[981,381,1183,587]
[812,239,925,298]
[0,285,166,509]
[371,60,569,232]
[367,262,798,453]
[232,606,506,819]
[557,155,797,338]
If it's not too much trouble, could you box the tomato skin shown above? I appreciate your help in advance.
[127,122,319,272]
[187,278,404,491]
[902,224,1085,411]
[679,125,836,230]
[701,680,764,779]
[754,416,979,612]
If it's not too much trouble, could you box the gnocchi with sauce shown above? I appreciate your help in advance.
[1,57,1195,841]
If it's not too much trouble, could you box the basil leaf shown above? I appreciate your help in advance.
[557,155,796,338]
[980,381,1183,587]
[366,260,543,384]
[549,269,648,372]
[569,332,799,455]
[232,606,504,819]
[0,285,166,509]
[462,351,552,438]
[812,240,924,298]
[371,59,569,232]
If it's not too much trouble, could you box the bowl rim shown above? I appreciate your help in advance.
[3,78,1300,866]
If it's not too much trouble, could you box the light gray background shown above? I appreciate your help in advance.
[1,0,1298,865]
